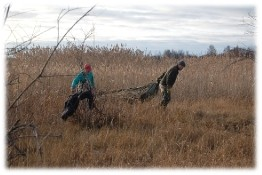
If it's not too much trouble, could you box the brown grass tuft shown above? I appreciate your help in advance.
[6,45,254,168]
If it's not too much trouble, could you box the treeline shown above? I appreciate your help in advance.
[161,45,255,60]
[7,43,255,60]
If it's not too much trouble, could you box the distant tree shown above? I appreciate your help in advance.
[163,49,172,58]
[207,45,217,56]
[223,12,256,70]
[177,50,185,59]
[135,49,144,57]
[223,45,231,53]
[162,49,196,59]
[232,46,240,57]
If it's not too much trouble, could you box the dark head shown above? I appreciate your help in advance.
[177,61,186,71]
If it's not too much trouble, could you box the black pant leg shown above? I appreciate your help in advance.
[79,91,94,110]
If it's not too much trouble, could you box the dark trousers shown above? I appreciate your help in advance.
[159,84,171,107]
[78,91,94,110]
[61,91,94,121]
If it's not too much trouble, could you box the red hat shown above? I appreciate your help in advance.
[84,64,92,72]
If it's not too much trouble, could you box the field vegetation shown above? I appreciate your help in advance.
[6,44,254,167]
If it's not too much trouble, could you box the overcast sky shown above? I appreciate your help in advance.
[3,0,257,55]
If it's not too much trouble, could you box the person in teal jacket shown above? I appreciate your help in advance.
[72,63,95,109]
[61,63,96,121]
[71,63,95,94]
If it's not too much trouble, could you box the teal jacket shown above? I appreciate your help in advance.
[71,71,95,89]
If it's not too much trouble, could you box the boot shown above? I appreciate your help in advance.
[61,108,69,121]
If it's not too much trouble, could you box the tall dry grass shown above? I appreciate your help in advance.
[6,45,254,167]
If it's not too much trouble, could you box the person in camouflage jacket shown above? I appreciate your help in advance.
[159,60,186,107]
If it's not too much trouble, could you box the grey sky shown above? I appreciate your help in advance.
[4,0,256,55]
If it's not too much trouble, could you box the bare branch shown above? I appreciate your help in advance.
[4,4,10,25]
[7,73,43,86]
[29,124,43,159]
[41,74,75,78]
[8,5,96,111]
[7,10,34,18]
[243,12,256,36]
[57,7,82,44]
[17,134,62,139]
[40,5,95,76]
[7,76,19,86]
[5,6,55,56]
[7,120,43,162]
[56,7,95,69]
[6,26,55,56]
[69,24,95,69]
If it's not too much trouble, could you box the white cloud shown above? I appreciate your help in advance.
[3,0,256,54]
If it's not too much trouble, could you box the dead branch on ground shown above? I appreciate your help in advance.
[8,119,62,164]
[7,120,42,162]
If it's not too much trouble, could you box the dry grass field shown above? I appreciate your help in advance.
[6,45,255,168]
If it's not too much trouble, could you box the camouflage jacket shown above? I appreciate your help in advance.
[160,65,179,88]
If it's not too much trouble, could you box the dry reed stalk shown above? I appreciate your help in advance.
[6,46,254,167]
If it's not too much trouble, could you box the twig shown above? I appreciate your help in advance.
[57,7,82,43]
[7,76,19,86]
[41,74,75,78]
[6,27,55,56]
[17,134,62,139]
[8,144,26,161]
[29,124,43,159]
[8,5,96,111]
[4,4,10,25]
[8,120,42,161]
[7,73,40,86]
